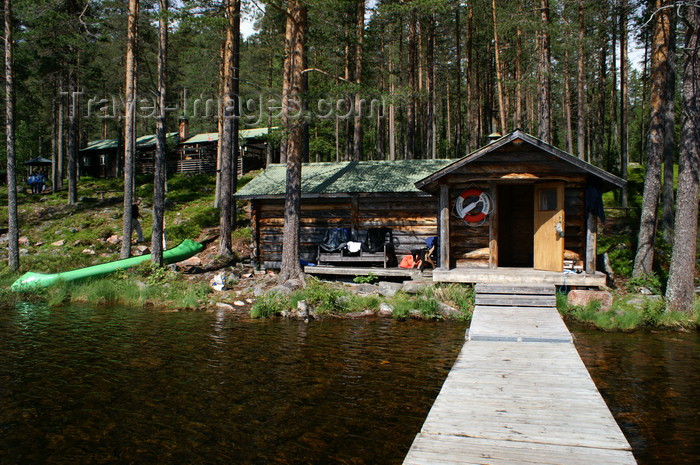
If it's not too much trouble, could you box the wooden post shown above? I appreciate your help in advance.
[586,211,597,274]
[250,201,260,269]
[351,196,359,241]
[489,181,498,268]
[439,183,450,269]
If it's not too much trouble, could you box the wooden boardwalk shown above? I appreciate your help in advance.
[403,284,636,465]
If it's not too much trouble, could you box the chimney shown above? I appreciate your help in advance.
[179,117,189,141]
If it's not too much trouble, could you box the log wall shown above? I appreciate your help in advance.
[253,195,438,269]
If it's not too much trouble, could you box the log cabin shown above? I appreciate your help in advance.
[236,130,625,286]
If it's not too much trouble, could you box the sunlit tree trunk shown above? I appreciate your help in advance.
[406,10,416,159]
[633,0,672,277]
[515,1,523,130]
[454,4,463,157]
[564,49,573,153]
[219,0,240,257]
[57,76,64,189]
[465,3,473,152]
[661,8,677,242]
[121,0,139,259]
[620,0,630,207]
[5,0,18,271]
[67,67,77,205]
[278,0,307,283]
[538,0,552,143]
[353,0,364,161]
[152,0,168,266]
[666,5,699,312]
[492,0,506,135]
[577,0,586,160]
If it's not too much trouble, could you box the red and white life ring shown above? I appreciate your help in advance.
[455,188,491,222]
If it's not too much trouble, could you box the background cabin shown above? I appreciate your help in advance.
[177,127,274,176]
[79,133,179,178]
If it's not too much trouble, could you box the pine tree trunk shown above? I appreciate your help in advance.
[595,12,608,167]
[620,0,630,207]
[388,35,395,161]
[152,0,168,266]
[51,95,57,193]
[215,38,225,208]
[515,1,523,130]
[5,0,18,271]
[377,30,386,160]
[538,0,552,143]
[219,0,240,257]
[633,0,672,277]
[454,4,463,157]
[426,14,435,158]
[639,30,649,163]
[121,0,138,259]
[278,0,306,283]
[666,5,699,312]
[577,0,586,160]
[67,69,77,204]
[564,49,573,153]
[353,0,364,161]
[661,9,677,242]
[57,76,64,189]
[406,10,416,159]
[492,0,506,135]
[608,10,618,170]
[465,3,473,152]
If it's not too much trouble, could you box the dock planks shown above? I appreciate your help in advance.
[403,285,636,465]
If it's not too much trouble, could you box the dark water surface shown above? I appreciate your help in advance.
[571,323,700,465]
[0,304,467,464]
[2,304,699,464]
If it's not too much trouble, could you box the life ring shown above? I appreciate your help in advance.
[455,188,491,222]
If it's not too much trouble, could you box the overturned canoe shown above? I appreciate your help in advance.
[11,239,204,292]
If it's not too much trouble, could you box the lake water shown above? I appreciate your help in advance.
[1,304,698,464]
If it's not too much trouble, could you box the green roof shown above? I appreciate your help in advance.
[236,159,453,198]
[82,138,118,151]
[182,127,276,145]
[81,132,178,152]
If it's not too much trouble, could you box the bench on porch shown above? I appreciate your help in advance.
[316,227,394,269]
[317,244,391,268]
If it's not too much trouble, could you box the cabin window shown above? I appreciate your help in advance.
[83,157,91,167]
[539,189,558,211]
[100,154,108,166]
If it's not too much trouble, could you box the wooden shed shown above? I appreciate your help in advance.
[415,130,625,285]
[235,159,452,270]
[236,130,624,286]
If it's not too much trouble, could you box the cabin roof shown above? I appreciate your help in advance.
[415,130,626,193]
[235,159,454,199]
[80,132,179,152]
[182,127,276,145]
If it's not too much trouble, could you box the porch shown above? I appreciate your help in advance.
[304,264,607,288]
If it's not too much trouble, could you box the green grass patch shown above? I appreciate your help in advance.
[390,292,442,319]
[250,291,289,319]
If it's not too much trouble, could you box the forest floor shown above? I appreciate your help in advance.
[0,167,697,328]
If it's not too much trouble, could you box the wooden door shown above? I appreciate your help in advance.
[533,182,565,272]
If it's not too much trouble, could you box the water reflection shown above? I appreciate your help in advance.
[571,323,700,465]
[0,305,466,464]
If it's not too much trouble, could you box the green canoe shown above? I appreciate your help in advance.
[11,239,204,292]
